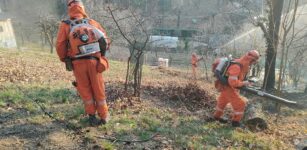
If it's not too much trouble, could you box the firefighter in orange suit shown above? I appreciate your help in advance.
[56,0,111,126]
[191,52,203,79]
[212,50,260,127]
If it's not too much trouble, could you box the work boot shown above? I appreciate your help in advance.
[217,118,228,124]
[88,114,99,126]
[207,117,228,124]
[97,119,107,125]
[232,121,243,128]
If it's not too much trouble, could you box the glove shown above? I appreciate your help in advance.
[243,81,252,86]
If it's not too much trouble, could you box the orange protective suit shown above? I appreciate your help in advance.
[213,50,260,123]
[56,0,110,121]
[191,53,202,79]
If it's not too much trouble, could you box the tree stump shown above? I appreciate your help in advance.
[243,98,268,131]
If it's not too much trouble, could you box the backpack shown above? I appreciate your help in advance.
[63,18,108,58]
[212,57,242,85]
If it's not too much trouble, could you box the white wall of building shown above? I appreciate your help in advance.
[0,19,17,48]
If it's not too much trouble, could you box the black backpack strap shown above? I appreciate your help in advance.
[71,56,99,61]
[62,19,71,25]
[230,61,242,69]
[223,61,242,77]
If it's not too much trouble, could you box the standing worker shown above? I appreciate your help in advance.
[211,50,260,127]
[191,52,203,79]
[56,0,111,126]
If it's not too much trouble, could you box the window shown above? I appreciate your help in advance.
[0,26,3,32]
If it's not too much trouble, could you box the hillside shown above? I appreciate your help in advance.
[0,49,306,149]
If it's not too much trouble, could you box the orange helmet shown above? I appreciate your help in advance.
[66,0,87,19]
[246,50,260,61]
[67,0,83,7]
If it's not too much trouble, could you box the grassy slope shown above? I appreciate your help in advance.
[0,49,306,150]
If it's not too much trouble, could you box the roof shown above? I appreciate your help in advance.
[152,28,199,37]
[149,35,178,48]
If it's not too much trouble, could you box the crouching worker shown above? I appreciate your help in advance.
[56,0,111,126]
[210,50,260,127]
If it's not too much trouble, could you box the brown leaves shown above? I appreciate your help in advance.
[106,81,140,109]
[0,52,73,85]
[144,83,216,112]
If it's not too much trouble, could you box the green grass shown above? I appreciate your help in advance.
[138,115,161,132]
[28,115,51,125]
[0,87,24,104]
[0,48,300,149]
[0,101,6,107]
[100,140,115,150]
[65,104,84,119]
[24,102,39,113]
[95,104,282,149]
[0,85,281,149]
[0,83,77,106]
[104,60,126,79]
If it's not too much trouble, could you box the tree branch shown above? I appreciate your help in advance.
[108,6,133,46]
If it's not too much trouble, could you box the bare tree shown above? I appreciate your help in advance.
[275,0,307,91]
[108,6,151,97]
[278,0,299,91]
[288,48,307,88]
[38,15,58,53]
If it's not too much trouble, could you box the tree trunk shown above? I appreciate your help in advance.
[125,56,131,92]
[263,38,277,91]
[278,36,286,91]
[46,33,54,54]
[133,55,139,96]
[263,0,284,91]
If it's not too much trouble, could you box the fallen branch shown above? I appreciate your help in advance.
[34,99,62,122]
[96,133,159,143]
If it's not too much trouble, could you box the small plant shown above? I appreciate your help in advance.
[137,131,153,141]
[24,102,38,113]
[100,140,115,150]
[67,104,84,119]
[83,135,96,144]
[0,101,6,107]
[139,115,161,132]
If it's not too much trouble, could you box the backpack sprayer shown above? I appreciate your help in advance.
[241,78,297,106]
[213,56,297,107]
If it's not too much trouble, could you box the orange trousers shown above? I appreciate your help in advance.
[73,59,108,120]
[213,87,246,122]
